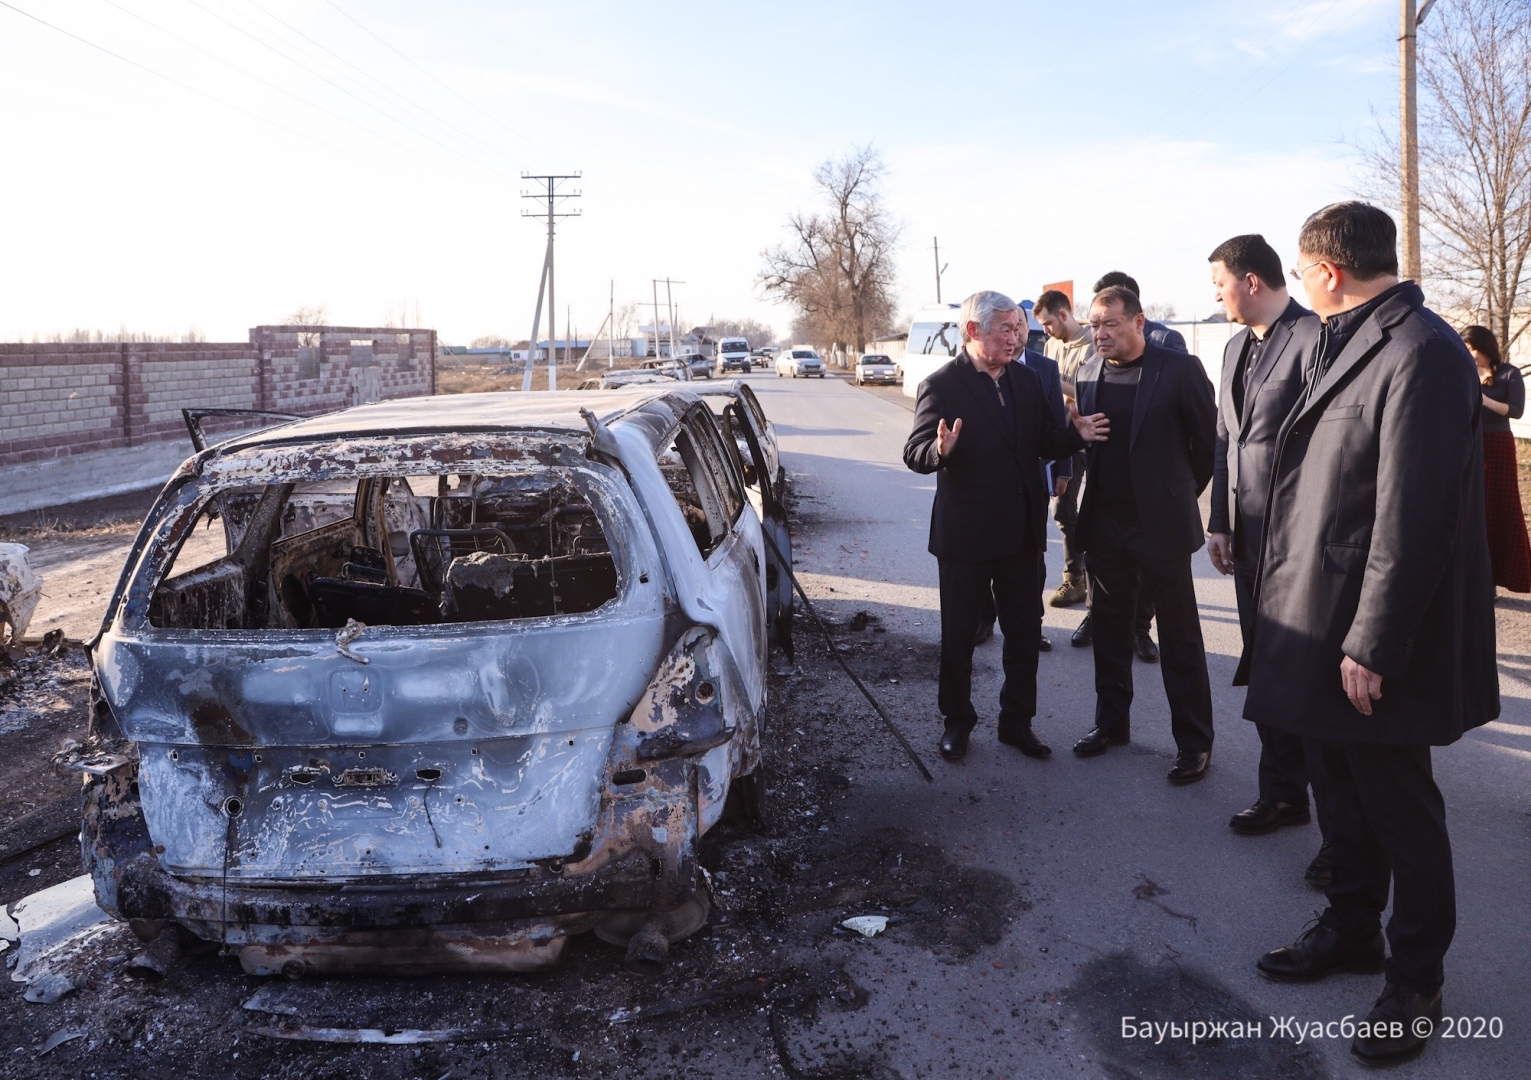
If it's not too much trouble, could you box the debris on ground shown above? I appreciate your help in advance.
[0,543,43,643]
[839,915,889,938]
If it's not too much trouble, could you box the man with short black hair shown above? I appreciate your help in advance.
[1034,289,1091,608]
[904,291,1108,764]
[1093,271,1187,353]
[1070,286,1217,784]
[1205,235,1330,877]
[1247,202,1498,1064]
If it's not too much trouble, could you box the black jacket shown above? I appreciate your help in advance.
[904,350,1083,563]
[1209,298,1321,567]
[1239,282,1499,745]
[1073,342,1217,560]
[1022,348,1072,480]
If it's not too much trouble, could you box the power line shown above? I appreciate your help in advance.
[0,0,367,163]
[93,0,465,168]
[238,0,517,167]
[325,0,548,156]
[179,0,508,177]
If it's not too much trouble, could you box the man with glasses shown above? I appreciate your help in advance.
[1246,202,1497,1064]
[904,291,1108,763]
[1070,286,1218,784]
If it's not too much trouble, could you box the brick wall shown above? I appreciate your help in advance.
[0,325,436,471]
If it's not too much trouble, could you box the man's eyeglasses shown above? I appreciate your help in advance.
[1289,260,1325,282]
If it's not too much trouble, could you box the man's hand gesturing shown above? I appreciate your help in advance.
[1069,402,1110,442]
[937,417,962,458]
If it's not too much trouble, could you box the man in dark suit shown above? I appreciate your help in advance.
[904,291,1108,762]
[975,341,1072,652]
[1070,286,1218,784]
[1246,203,1498,1064]
[1204,234,1331,877]
[1070,271,1185,662]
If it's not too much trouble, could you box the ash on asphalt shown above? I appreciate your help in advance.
[0,597,1024,1078]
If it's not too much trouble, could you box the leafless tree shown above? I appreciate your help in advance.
[284,303,330,326]
[1369,0,1531,352]
[707,317,776,349]
[1144,302,1178,323]
[758,145,901,352]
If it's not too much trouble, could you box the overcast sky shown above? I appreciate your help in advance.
[0,0,1400,344]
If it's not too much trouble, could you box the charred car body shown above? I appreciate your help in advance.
[72,388,791,977]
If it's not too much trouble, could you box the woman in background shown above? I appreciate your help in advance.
[1464,324,1531,593]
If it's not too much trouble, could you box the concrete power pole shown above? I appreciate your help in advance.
[1401,0,1438,284]
[521,173,581,391]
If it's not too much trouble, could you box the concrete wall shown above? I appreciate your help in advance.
[0,326,436,515]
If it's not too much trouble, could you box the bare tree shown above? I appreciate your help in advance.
[759,145,901,352]
[285,303,330,326]
[1369,0,1531,352]
[707,317,776,349]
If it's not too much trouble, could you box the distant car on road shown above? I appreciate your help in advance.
[676,353,715,379]
[716,338,752,374]
[854,354,898,385]
[638,358,693,381]
[775,347,825,378]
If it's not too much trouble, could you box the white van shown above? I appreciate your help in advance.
[717,337,752,373]
[899,304,963,398]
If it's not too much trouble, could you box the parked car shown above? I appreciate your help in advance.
[575,370,678,391]
[775,347,825,378]
[678,353,715,379]
[68,387,792,978]
[854,354,898,385]
[638,357,693,380]
[716,338,752,374]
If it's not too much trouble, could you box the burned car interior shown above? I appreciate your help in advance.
[149,469,622,631]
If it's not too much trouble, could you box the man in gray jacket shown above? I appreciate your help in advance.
[1246,203,1498,1065]
[1204,235,1330,880]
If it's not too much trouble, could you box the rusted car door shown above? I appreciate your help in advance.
[719,401,793,660]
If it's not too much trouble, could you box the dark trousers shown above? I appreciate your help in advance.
[1053,453,1086,582]
[1316,741,1454,995]
[1086,515,1213,752]
[938,542,1040,732]
[1234,567,1329,831]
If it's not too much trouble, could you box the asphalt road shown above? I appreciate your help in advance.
[744,368,1531,1079]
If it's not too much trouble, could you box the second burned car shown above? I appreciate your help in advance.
[70,386,790,978]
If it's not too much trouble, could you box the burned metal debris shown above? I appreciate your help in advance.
[66,388,792,979]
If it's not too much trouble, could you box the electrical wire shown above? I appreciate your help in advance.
[94,0,473,170]
[179,0,509,176]
[325,0,549,157]
[238,0,519,167]
[0,0,366,163]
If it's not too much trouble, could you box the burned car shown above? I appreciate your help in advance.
[72,388,789,978]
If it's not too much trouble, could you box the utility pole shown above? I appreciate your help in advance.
[1401,0,1437,284]
[933,237,948,304]
[521,172,580,391]
[608,280,615,369]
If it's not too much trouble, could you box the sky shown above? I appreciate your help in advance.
[0,0,1403,345]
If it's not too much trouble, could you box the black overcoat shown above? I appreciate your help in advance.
[1073,342,1218,561]
[1208,298,1321,567]
[904,350,1083,563]
[1238,283,1500,745]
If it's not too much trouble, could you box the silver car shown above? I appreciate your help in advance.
[71,388,788,978]
[854,354,899,385]
[775,348,825,378]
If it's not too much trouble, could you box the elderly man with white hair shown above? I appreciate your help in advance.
[904,290,1109,762]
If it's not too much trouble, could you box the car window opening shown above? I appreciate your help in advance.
[148,469,619,631]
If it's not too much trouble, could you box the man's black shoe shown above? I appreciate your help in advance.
[1351,980,1442,1064]
[1229,797,1312,835]
[1135,630,1160,663]
[1038,634,1052,652]
[939,726,970,762]
[974,619,995,646]
[1070,614,1093,647]
[1306,841,1335,890]
[1167,750,1210,785]
[1073,726,1128,756]
[999,723,1051,758]
[1256,923,1385,982]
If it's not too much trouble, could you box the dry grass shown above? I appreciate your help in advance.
[437,359,655,395]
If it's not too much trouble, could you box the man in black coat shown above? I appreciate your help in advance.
[1204,234,1331,874]
[1246,203,1498,1065]
[1070,286,1218,784]
[904,291,1107,762]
